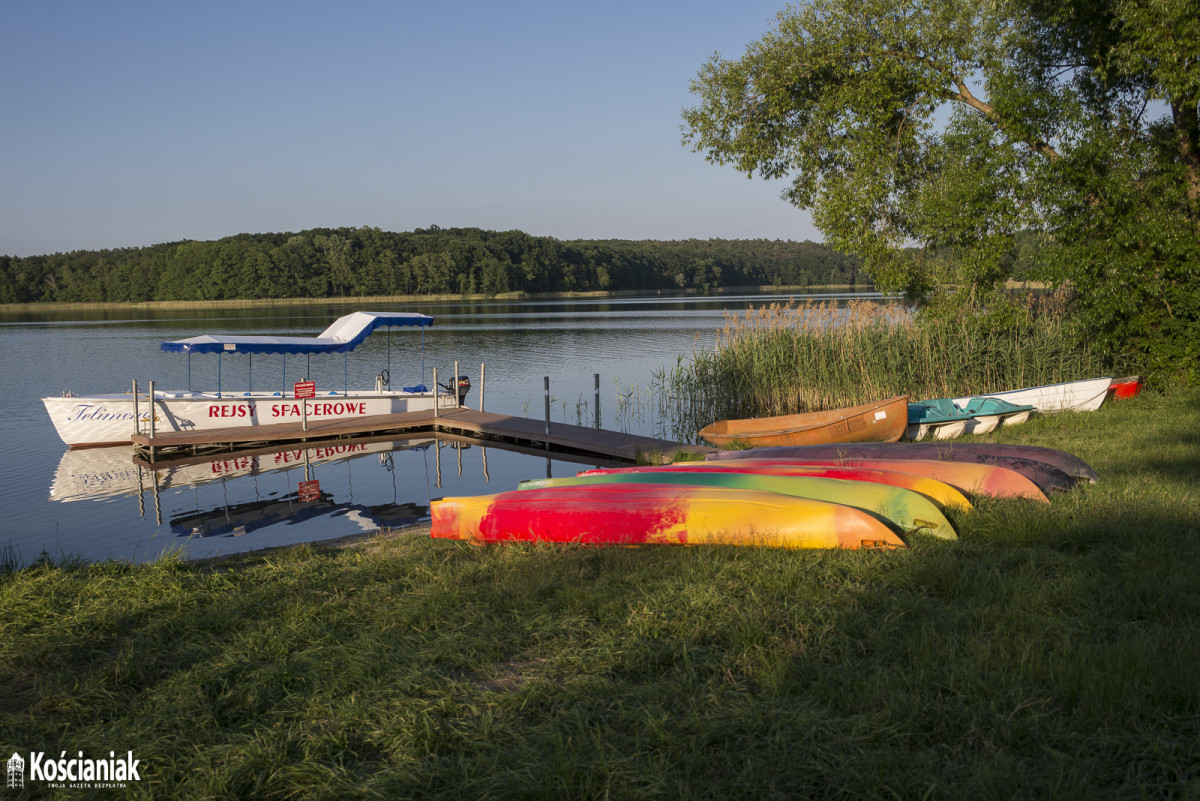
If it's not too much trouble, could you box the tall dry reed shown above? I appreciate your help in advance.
[660,294,1105,436]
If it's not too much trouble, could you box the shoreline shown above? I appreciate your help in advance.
[189,523,435,571]
[0,284,873,313]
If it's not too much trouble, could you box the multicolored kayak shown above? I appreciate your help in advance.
[707,442,1098,485]
[431,484,907,549]
[517,471,956,540]
[631,458,1049,502]
[576,462,973,511]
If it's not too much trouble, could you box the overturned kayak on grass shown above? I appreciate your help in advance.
[576,462,973,511]
[518,471,956,540]
[644,458,1049,502]
[706,442,1097,485]
[430,484,906,549]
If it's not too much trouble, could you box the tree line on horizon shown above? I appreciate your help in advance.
[0,226,872,304]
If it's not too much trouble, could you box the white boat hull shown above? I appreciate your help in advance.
[43,389,458,448]
[953,377,1112,413]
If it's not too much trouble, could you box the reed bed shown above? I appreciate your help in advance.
[661,294,1106,437]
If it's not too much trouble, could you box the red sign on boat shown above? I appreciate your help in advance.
[298,479,321,501]
[294,381,316,399]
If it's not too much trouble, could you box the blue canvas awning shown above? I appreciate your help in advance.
[160,311,434,355]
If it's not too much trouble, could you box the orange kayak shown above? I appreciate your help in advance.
[667,458,1049,502]
[431,484,906,549]
[576,462,973,511]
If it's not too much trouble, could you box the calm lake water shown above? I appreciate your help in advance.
[0,291,877,566]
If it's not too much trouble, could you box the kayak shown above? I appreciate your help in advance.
[701,444,1075,494]
[706,442,1098,485]
[627,458,1049,502]
[698,396,907,448]
[430,484,906,549]
[516,471,957,540]
[574,462,973,511]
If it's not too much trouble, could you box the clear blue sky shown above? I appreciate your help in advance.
[0,0,825,256]
[0,0,821,257]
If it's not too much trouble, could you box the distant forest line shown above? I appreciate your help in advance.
[0,226,871,304]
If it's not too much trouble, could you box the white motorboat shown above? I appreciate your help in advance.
[42,311,467,448]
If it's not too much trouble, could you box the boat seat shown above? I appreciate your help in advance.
[403,384,428,393]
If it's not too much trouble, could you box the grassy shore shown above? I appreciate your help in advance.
[2,390,1198,799]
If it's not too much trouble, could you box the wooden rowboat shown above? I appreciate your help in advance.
[431,484,906,549]
[698,395,908,448]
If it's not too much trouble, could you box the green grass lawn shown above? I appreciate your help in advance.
[2,390,1198,799]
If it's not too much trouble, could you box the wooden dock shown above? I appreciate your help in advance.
[130,407,714,464]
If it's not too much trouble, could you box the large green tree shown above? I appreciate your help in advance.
[683,0,1200,382]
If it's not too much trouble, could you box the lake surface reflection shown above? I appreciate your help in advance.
[1,291,878,565]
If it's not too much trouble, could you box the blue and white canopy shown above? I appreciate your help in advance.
[160,311,434,355]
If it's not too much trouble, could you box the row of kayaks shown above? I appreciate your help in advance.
[698,376,1143,447]
[430,443,1097,551]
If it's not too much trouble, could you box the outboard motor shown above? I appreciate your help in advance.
[437,374,471,404]
[452,374,471,404]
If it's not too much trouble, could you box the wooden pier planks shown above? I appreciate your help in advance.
[129,407,713,464]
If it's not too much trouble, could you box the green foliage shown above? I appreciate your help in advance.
[0,227,864,305]
[683,0,1200,384]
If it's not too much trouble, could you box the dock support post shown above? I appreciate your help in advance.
[595,373,600,430]
[434,439,442,487]
[479,363,485,411]
[544,376,551,448]
[148,380,156,462]
[432,368,439,418]
[133,379,140,435]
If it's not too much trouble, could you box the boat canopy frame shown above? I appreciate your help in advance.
[160,312,433,395]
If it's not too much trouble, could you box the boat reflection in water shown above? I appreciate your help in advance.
[48,434,624,562]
